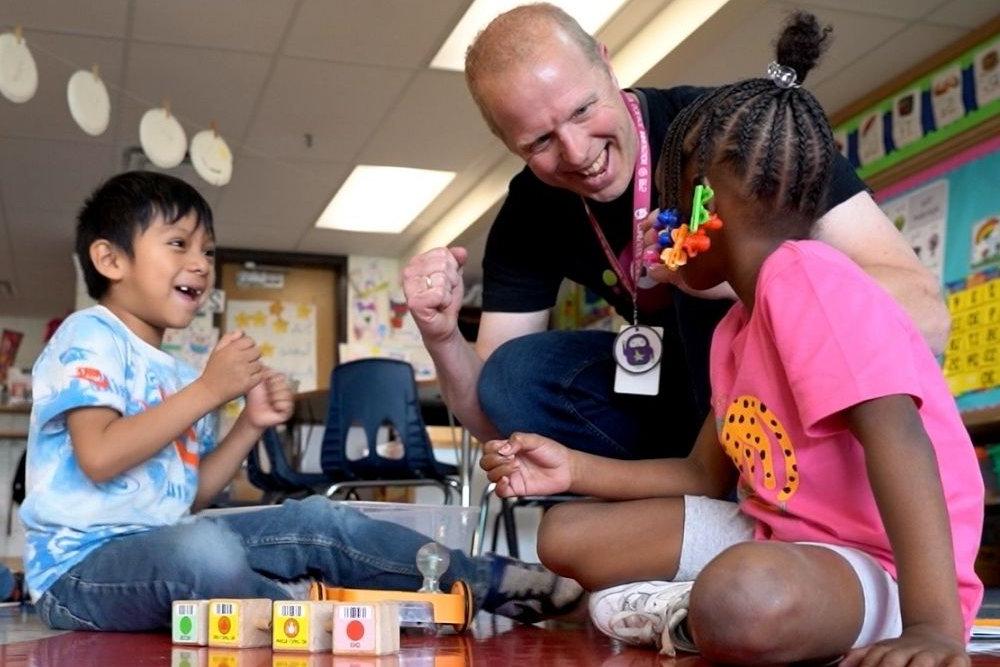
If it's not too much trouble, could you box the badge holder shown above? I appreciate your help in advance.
[613,324,663,396]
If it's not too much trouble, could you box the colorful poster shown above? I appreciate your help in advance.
[971,215,1000,269]
[974,37,1000,107]
[891,88,922,149]
[943,275,1000,397]
[857,111,885,166]
[0,329,23,382]
[226,299,317,392]
[930,65,964,129]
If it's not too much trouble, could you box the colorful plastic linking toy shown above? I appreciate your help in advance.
[645,183,724,271]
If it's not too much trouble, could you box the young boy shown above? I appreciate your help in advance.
[20,171,582,631]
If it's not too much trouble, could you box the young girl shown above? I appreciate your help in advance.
[479,12,983,665]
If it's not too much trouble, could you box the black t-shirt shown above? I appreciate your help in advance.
[482,85,867,323]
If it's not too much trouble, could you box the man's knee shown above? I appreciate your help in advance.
[164,521,249,591]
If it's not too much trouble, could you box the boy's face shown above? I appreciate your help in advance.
[104,211,215,345]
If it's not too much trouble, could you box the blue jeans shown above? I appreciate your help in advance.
[35,497,491,631]
[478,329,710,459]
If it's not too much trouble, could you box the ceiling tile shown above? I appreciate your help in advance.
[119,42,272,140]
[359,69,498,170]
[924,0,1000,29]
[1,0,129,38]
[798,0,946,20]
[242,57,412,162]
[0,137,116,212]
[813,21,967,114]
[0,32,125,143]
[212,155,350,245]
[639,1,910,91]
[296,226,414,258]
[131,0,296,54]
[283,0,467,68]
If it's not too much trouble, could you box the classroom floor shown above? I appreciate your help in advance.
[2,604,1000,667]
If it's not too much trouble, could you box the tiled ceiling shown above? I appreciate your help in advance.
[0,0,997,318]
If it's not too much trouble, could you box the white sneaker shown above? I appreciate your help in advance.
[589,580,696,656]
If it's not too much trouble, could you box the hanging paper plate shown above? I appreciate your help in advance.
[139,107,187,168]
[189,129,233,186]
[0,31,38,103]
[67,69,111,136]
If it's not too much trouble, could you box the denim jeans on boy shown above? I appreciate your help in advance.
[35,497,495,631]
[478,324,718,460]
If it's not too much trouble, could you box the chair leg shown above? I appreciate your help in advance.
[501,499,519,559]
[473,483,495,556]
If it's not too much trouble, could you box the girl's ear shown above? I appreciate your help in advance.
[89,239,127,283]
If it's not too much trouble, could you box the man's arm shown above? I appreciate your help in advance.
[429,309,549,442]
[403,245,550,442]
[814,191,950,353]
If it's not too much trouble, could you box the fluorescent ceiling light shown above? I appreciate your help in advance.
[431,0,628,72]
[316,166,455,233]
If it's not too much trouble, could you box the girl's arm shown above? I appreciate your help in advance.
[842,394,968,665]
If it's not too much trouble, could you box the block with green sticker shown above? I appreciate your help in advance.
[172,599,209,645]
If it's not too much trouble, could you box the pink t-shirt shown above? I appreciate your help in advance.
[709,240,984,632]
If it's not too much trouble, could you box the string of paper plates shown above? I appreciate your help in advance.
[0,26,233,187]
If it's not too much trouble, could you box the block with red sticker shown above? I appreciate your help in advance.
[331,601,399,656]
[207,598,272,648]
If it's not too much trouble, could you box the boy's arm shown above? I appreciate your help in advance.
[192,371,294,511]
[68,331,263,484]
[482,414,735,500]
[842,395,968,664]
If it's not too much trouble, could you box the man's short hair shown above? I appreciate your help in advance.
[465,3,604,137]
[76,171,214,300]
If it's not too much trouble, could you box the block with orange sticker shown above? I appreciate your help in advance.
[207,598,272,648]
[272,600,335,653]
[331,601,399,656]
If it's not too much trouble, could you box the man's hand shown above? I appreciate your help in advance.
[197,331,263,405]
[479,432,573,497]
[243,370,294,429]
[402,247,467,344]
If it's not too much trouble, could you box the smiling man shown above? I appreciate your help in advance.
[402,3,948,464]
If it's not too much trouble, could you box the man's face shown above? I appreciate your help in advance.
[482,41,637,203]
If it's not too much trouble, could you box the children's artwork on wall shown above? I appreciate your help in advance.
[931,65,964,129]
[877,133,1000,411]
[162,325,219,372]
[974,37,1000,108]
[343,256,432,378]
[891,87,923,149]
[226,299,317,392]
[971,215,1000,270]
[0,329,24,382]
[857,111,886,165]
[880,179,948,281]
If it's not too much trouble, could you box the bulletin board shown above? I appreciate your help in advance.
[875,134,1000,412]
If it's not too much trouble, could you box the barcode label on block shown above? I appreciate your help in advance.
[176,603,195,616]
[338,605,370,620]
[214,603,234,615]
[280,604,303,617]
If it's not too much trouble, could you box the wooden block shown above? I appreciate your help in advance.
[331,601,399,656]
[207,598,272,648]
[273,600,335,652]
[331,657,400,667]
[172,600,209,645]
[170,646,207,667]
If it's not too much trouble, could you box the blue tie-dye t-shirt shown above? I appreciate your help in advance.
[20,306,216,599]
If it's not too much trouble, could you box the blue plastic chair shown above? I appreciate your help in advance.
[319,358,460,503]
[246,427,333,503]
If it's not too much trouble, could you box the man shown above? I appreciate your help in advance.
[403,3,948,460]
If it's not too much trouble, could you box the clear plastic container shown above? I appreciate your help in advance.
[343,501,478,554]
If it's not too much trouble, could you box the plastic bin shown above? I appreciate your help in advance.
[345,501,478,554]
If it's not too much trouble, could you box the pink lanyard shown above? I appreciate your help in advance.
[582,91,650,319]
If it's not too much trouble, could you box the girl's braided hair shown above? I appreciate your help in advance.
[656,11,836,238]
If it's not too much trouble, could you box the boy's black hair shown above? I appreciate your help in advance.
[656,11,835,238]
[76,171,214,300]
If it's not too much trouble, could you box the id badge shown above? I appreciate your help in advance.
[613,324,662,396]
